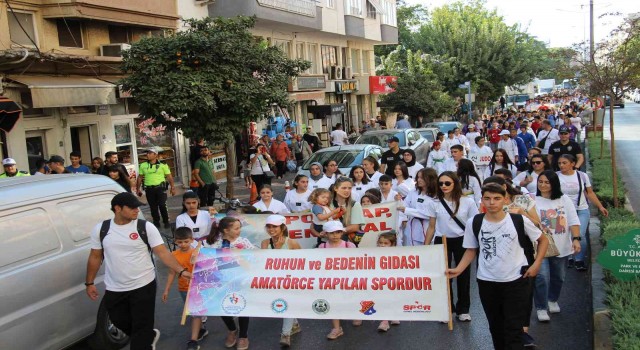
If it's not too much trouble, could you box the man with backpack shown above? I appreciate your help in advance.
[447,184,548,350]
[85,192,191,350]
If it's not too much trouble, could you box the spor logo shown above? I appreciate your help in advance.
[221,292,246,315]
[129,233,139,240]
[359,300,376,315]
[311,299,330,315]
[403,301,431,313]
[271,299,288,314]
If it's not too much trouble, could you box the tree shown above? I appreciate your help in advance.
[538,47,579,82]
[574,15,640,208]
[374,0,428,58]
[121,17,309,197]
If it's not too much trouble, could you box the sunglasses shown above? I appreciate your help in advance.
[531,161,543,165]
[438,181,453,187]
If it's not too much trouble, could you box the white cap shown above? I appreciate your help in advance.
[323,221,345,233]
[265,215,286,226]
[2,158,16,166]
[499,130,511,136]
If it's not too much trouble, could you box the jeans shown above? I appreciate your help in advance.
[533,256,568,310]
[573,209,590,262]
[104,280,156,350]
[282,318,298,336]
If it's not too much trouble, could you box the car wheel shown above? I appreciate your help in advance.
[88,298,129,350]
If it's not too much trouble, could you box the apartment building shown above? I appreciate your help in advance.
[209,0,398,145]
[0,0,180,178]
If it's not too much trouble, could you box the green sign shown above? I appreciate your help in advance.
[597,229,640,281]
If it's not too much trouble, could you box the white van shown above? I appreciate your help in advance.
[0,175,130,350]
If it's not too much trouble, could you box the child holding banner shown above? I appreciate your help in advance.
[260,215,302,347]
[253,184,290,215]
[309,188,342,246]
[283,174,313,213]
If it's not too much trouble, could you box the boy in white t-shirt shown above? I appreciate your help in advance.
[447,184,548,350]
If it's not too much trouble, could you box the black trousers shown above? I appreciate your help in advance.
[251,174,272,193]
[104,280,157,350]
[435,236,470,314]
[146,186,168,224]
[275,160,287,177]
[198,183,218,206]
[478,277,532,350]
[221,316,250,338]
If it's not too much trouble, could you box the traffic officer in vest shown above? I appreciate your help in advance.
[0,158,30,178]
[136,148,175,228]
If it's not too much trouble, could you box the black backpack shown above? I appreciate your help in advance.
[472,213,535,266]
[99,219,155,265]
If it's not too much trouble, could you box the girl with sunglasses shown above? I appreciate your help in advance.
[513,154,550,194]
[424,171,478,322]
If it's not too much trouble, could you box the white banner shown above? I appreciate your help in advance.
[185,245,450,321]
[468,152,492,167]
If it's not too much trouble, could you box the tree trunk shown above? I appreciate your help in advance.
[224,141,237,199]
[600,107,605,159]
[609,94,619,208]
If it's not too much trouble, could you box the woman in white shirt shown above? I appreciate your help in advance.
[402,149,424,180]
[556,154,608,271]
[253,184,290,214]
[456,159,482,206]
[307,162,333,190]
[249,143,276,196]
[424,171,479,322]
[484,148,518,179]
[391,161,415,198]
[398,168,439,246]
[283,174,313,213]
[174,191,214,245]
[533,170,581,322]
[470,137,493,181]
[323,159,341,185]
[513,154,549,194]
[349,165,373,202]
[362,156,383,187]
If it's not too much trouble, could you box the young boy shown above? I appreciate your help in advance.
[65,151,91,174]
[378,175,399,203]
[162,227,207,350]
[447,184,548,350]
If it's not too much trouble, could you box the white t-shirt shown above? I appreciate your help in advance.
[537,128,560,154]
[175,210,212,243]
[366,171,383,187]
[253,199,290,214]
[351,181,374,202]
[330,129,348,145]
[513,171,539,194]
[535,195,581,257]
[427,197,479,238]
[380,189,399,203]
[283,189,313,212]
[498,138,518,163]
[465,131,481,146]
[463,214,541,282]
[90,219,164,292]
[407,163,424,180]
[443,158,459,173]
[570,117,582,130]
[249,154,271,175]
[484,163,518,179]
[557,171,591,210]
[308,175,333,190]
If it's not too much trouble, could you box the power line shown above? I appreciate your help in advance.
[4,0,41,55]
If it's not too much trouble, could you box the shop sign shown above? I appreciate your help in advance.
[370,76,397,94]
[213,155,227,172]
[597,229,640,281]
[296,76,326,90]
[335,80,358,94]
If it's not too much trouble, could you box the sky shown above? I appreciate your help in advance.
[403,0,640,48]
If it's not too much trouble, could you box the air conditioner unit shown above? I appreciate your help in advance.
[334,66,343,80]
[100,43,132,57]
[344,66,352,79]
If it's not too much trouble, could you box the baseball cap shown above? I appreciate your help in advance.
[265,215,286,226]
[146,147,162,154]
[324,221,345,233]
[2,158,16,166]
[558,125,570,133]
[48,155,65,164]
[387,136,400,143]
[111,192,144,209]
[499,130,510,136]
[468,124,475,129]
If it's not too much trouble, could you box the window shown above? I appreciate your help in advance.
[362,50,371,73]
[272,39,291,58]
[296,43,305,60]
[8,11,37,47]
[326,0,334,8]
[0,208,59,269]
[56,19,83,48]
[345,0,363,16]
[350,48,359,73]
[108,25,131,44]
[366,1,377,19]
[321,45,338,74]
[59,194,116,242]
[308,44,318,74]
[381,1,397,26]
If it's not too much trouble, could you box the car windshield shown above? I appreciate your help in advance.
[301,150,365,170]
[355,132,406,147]
[506,95,529,103]
[418,131,435,142]
[426,123,458,134]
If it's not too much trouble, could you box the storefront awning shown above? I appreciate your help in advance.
[0,96,22,132]
[98,76,131,98]
[7,75,117,108]
[307,103,345,118]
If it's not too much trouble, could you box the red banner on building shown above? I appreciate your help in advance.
[369,76,397,94]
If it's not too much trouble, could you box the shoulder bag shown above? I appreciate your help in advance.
[439,198,466,231]
[257,155,275,179]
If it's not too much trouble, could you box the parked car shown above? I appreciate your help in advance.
[416,127,439,143]
[422,121,463,135]
[354,129,430,165]
[0,175,130,350]
[298,144,383,177]
[604,95,625,108]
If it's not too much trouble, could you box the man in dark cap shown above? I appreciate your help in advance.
[380,136,404,176]
[48,155,71,174]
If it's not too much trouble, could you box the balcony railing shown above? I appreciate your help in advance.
[257,0,317,17]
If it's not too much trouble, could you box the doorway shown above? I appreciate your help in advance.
[71,125,97,165]
[25,130,47,173]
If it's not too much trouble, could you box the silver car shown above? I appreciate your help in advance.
[355,129,430,165]
[297,144,383,177]
[0,175,130,350]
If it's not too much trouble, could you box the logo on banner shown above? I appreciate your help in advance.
[271,298,288,314]
[312,299,330,315]
[221,293,246,315]
[359,300,377,315]
[403,301,432,313]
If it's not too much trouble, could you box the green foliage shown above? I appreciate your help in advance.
[120,16,309,145]
[375,0,428,58]
[538,47,579,82]
[586,133,625,207]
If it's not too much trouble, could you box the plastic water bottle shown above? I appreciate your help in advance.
[285,181,291,191]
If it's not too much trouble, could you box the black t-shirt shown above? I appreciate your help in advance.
[548,140,582,170]
[381,148,404,176]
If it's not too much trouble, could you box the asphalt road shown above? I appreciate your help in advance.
[602,102,640,215]
[69,156,594,350]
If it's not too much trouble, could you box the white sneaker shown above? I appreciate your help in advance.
[151,329,161,349]
[537,310,550,322]
[457,313,472,322]
[548,301,561,313]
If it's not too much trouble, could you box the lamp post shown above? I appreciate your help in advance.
[458,81,472,120]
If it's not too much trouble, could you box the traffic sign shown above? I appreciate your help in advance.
[594,97,604,110]
[597,229,640,281]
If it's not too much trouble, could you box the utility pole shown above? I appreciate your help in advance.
[589,0,594,60]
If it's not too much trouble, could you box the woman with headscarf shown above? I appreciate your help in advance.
[303,126,322,152]
[292,134,313,167]
[307,162,333,190]
[402,149,424,180]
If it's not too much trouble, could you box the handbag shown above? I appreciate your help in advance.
[257,155,275,178]
[535,228,560,258]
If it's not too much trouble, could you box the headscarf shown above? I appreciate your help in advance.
[403,149,417,167]
[309,162,324,181]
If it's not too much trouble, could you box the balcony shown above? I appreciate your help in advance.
[210,0,322,31]
[344,15,365,38]
[380,24,398,44]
